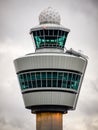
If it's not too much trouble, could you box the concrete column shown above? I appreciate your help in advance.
[36,112,62,130]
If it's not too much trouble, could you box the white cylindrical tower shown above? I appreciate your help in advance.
[14,7,88,130]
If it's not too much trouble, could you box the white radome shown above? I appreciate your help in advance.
[39,7,61,25]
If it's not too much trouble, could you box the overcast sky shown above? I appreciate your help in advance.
[0,0,98,130]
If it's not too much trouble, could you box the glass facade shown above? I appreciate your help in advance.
[33,30,68,49]
[18,70,81,91]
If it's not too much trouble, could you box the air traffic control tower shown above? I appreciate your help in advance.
[14,7,88,130]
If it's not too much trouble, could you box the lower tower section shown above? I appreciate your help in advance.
[14,53,87,112]
[36,112,62,130]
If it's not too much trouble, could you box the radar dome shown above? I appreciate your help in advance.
[39,7,61,25]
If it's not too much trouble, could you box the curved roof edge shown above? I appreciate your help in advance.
[30,24,70,34]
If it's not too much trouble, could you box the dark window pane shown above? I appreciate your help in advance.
[47,72,51,79]
[18,75,24,82]
[40,30,43,35]
[24,81,29,89]
[62,80,67,88]
[72,74,76,81]
[68,73,72,81]
[32,81,36,88]
[58,30,62,36]
[37,80,41,87]
[34,36,42,48]
[33,31,36,36]
[73,81,78,90]
[61,31,65,35]
[75,82,79,90]
[36,30,40,36]
[71,81,74,89]
[31,73,35,80]
[54,30,58,35]
[58,80,62,87]
[36,72,40,80]
[75,75,78,81]
[49,30,53,35]
[78,75,81,82]
[67,81,71,88]
[21,82,26,89]
[53,72,57,79]
[45,30,48,35]
[42,80,46,87]
[57,36,65,47]
[47,80,51,87]
[58,72,63,80]
[63,73,68,80]
[53,80,57,87]
[23,74,26,81]
[28,81,32,88]
[76,75,81,82]
[41,72,46,79]
[27,73,31,81]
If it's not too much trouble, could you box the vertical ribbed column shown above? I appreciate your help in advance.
[36,112,62,130]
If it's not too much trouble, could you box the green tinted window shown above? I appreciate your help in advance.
[41,72,46,79]
[62,80,67,88]
[63,73,68,80]
[21,82,26,89]
[27,73,31,81]
[53,80,57,87]
[58,72,63,80]
[47,72,51,79]
[33,29,68,49]
[28,81,32,88]
[36,72,40,80]
[68,73,72,81]
[18,71,81,91]
[72,74,76,81]
[31,73,35,80]
[53,72,57,79]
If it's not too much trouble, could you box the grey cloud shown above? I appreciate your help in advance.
[0,81,35,130]
[78,79,98,117]
[0,0,98,130]
[84,116,98,130]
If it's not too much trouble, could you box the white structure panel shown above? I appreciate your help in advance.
[30,23,70,33]
[23,91,76,108]
[14,53,86,73]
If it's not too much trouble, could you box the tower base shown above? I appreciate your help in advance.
[36,112,62,130]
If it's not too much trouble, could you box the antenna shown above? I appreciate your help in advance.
[66,48,88,60]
